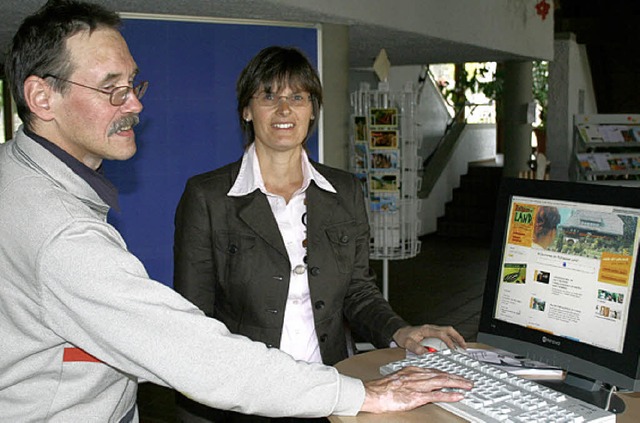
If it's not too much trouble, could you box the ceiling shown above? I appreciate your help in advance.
[1,0,542,78]
[4,1,639,114]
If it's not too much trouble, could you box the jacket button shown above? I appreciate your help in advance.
[310,267,320,276]
[319,334,328,342]
[314,301,325,310]
[228,244,238,254]
[340,235,349,243]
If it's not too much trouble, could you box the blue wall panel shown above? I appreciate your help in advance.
[104,18,318,286]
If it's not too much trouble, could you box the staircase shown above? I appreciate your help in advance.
[437,163,503,240]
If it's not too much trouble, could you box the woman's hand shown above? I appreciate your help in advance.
[392,324,467,355]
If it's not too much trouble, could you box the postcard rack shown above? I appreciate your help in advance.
[571,114,640,186]
[349,82,422,298]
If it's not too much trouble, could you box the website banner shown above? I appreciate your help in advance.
[495,196,640,353]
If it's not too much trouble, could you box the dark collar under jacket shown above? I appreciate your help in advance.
[24,127,120,211]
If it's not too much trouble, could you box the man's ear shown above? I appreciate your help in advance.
[23,75,55,121]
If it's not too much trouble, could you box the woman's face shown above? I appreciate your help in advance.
[243,84,314,154]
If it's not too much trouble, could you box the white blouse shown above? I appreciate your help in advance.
[227,144,336,362]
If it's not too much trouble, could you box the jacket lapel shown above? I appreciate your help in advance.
[236,191,289,259]
[306,182,339,247]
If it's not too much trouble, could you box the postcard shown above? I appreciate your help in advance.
[370,150,399,169]
[354,142,368,169]
[354,116,367,141]
[370,193,399,212]
[370,130,398,149]
[370,171,400,192]
[354,172,368,194]
[370,108,398,128]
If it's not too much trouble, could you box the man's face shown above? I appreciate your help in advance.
[49,28,143,170]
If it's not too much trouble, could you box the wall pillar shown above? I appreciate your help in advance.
[502,61,533,178]
[320,23,350,169]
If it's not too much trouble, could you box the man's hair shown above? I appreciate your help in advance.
[236,46,323,148]
[4,0,121,129]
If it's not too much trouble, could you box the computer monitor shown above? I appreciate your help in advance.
[478,178,640,401]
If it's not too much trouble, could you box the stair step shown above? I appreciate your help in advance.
[436,163,502,239]
[437,220,493,239]
[451,188,499,207]
[443,203,495,223]
[466,165,503,178]
[459,174,502,192]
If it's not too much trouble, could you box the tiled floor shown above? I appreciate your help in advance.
[138,233,492,422]
[376,233,490,342]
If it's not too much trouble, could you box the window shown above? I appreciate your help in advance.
[0,79,21,143]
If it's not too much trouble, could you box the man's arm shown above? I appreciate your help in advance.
[38,198,471,418]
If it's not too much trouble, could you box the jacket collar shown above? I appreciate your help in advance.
[12,127,111,213]
[233,178,342,261]
[227,143,336,197]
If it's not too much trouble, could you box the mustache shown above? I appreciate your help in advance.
[108,114,140,136]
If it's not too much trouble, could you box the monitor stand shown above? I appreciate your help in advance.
[539,373,626,414]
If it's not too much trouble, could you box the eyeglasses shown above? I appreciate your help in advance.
[253,92,312,108]
[44,74,149,107]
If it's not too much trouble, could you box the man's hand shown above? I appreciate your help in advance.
[393,324,467,355]
[360,366,473,414]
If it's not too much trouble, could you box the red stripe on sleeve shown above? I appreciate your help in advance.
[63,347,102,363]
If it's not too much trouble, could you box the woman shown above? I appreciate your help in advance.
[173,46,466,422]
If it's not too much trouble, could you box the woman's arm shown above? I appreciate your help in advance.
[174,180,217,316]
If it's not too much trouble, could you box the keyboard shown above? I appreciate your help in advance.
[380,349,615,422]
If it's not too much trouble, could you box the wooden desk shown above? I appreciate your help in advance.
[330,347,640,422]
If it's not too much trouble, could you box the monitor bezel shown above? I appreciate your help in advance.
[478,178,640,391]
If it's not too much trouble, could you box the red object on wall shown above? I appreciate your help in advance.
[535,0,551,21]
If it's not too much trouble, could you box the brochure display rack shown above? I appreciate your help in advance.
[572,114,640,185]
[349,82,422,299]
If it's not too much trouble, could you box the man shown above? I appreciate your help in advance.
[0,1,472,421]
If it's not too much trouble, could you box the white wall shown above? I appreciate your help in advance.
[547,32,598,181]
[270,0,553,61]
[317,0,555,172]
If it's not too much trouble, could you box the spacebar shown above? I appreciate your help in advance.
[435,401,501,423]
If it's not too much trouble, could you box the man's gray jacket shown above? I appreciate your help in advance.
[0,128,364,422]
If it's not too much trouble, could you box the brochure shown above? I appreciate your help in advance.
[465,347,565,380]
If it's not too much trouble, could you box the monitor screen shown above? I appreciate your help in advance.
[478,178,640,393]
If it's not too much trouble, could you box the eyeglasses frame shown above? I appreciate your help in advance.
[43,74,148,107]
[252,92,313,108]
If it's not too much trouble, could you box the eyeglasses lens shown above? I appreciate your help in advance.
[257,93,310,108]
[111,82,149,106]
